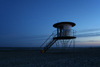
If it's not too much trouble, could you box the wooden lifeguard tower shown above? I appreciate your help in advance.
[40,22,76,53]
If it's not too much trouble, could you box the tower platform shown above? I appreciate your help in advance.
[53,36,76,39]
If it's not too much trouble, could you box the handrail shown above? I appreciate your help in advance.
[40,33,53,48]
[40,31,57,48]
[40,29,76,48]
[64,29,76,36]
[52,30,56,35]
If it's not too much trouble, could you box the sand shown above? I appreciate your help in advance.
[0,47,100,67]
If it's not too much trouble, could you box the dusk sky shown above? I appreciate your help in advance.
[0,0,100,47]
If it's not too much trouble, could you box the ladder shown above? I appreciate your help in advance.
[42,39,57,53]
[40,32,57,53]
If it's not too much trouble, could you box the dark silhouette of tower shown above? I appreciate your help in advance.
[40,22,76,53]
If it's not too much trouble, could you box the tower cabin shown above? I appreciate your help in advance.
[53,22,76,39]
[41,22,76,53]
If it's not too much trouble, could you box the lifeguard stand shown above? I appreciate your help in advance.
[40,22,76,53]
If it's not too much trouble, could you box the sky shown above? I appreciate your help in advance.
[0,0,100,47]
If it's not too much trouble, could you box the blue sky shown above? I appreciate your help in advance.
[0,0,100,47]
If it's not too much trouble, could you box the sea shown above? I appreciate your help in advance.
[0,47,90,51]
[0,47,41,50]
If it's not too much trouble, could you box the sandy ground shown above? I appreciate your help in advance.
[0,48,100,67]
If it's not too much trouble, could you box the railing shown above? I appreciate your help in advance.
[40,30,57,48]
[57,29,76,37]
[64,29,76,36]
[40,29,76,48]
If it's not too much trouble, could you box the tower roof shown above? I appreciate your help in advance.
[53,22,76,28]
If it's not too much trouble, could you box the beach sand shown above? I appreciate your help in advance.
[0,47,100,67]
